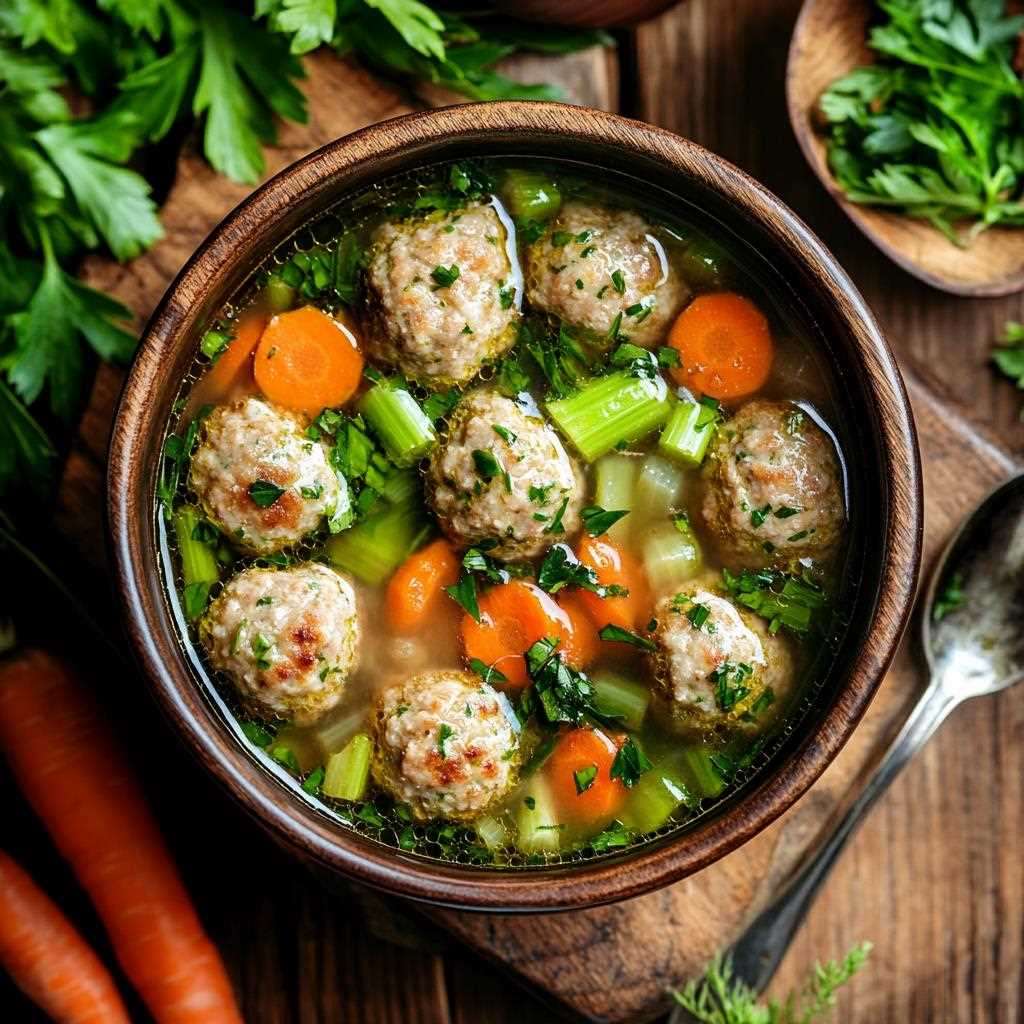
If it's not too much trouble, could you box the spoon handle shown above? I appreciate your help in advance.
[670,677,959,1017]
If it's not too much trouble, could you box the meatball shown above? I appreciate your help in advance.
[426,389,584,560]
[189,397,342,556]
[524,201,688,348]
[371,670,519,821]
[648,584,793,733]
[701,400,844,569]
[364,202,520,387]
[200,563,360,724]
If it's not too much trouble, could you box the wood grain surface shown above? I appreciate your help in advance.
[786,0,1024,297]
[20,4,1024,1023]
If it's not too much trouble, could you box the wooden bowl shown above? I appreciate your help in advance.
[787,0,1024,297]
[108,102,922,912]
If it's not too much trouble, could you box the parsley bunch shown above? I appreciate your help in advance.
[991,320,1024,414]
[820,0,1024,245]
[0,2,609,501]
[672,943,871,1024]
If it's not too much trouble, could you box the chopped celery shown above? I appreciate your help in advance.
[635,454,685,519]
[502,169,561,222]
[621,766,696,834]
[594,453,638,541]
[679,746,727,800]
[173,507,219,620]
[325,501,431,585]
[312,707,366,759]
[359,384,437,467]
[378,467,419,506]
[263,273,296,313]
[591,671,650,731]
[475,815,510,852]
[659,399,719,467]
[545,371,670,462]
[514,776,562,854]
[642,521,703,594]
[322,733,373,801]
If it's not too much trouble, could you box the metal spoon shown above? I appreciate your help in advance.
[671,472,1024,1017]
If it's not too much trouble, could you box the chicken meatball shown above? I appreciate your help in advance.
[648,584,793,733]
[524,201,687,348]
[701,400,844,570]
[371,670,519,821]
[200,563,360,724]
[364,202,519,387]
[426,389,584,560]
[189,397,343,556]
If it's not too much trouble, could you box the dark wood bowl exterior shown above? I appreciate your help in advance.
[108,102,923,912]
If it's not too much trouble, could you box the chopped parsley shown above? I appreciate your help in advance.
[723,567,826,636]
[492,424,517,444]
[537,543,628,598]
[590,820,632,852]
[498,284,516,309]
[686,603,711,630]
[423,388,461,423]
[932,571,966,622]
[469,657,508,686]
[300,482,324,500]
[581,505,629,536]
[750,504,772,528]
[610,737,652,788]
[711,661,754,712]
[523,637,597,726]
[431,264,460,288]
[437,723,454,758]
[240,721,273,747]
[598,624,657,652]
[302,766,325,794]
[610,269,626,294]
[574,764,598,794]
[543,495,570,534]
[550,229,574,247]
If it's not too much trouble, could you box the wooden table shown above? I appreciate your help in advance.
[4,2,1023,1021]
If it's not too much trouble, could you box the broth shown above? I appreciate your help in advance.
[158,157,854,867]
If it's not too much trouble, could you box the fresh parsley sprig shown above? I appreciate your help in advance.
[819,0,1024,245]
[992,321,1024,416]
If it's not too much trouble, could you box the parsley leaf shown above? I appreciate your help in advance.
[581,505,629,536]
[932,570,966,621]
[523,636,597,726]
[722,567,826,636]
[610,736,652,788]
[537,543,628,599]
[248,479,286,508]
[598,624,657,652]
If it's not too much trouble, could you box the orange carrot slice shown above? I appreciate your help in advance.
[386,538,460,634]
[254,305,363,414]
[0,651,243,1024]
[575,534,652,632]
[461,580,575,689]
[187,308,267,412]
[557,592,600,669]
[668,292,774,400]
[0,850,131,1024]
[546,727,626,825]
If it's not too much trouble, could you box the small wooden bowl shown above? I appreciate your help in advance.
[787,0,1024,297]
[108,103,922,911]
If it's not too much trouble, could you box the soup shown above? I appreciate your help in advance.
[159,158,851,866]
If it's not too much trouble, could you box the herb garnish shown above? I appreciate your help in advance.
[932,571,966,621]
[522,637,597,726]
[431,264,460,288]
[711,661,754,712]
[537,543,628,598]
[437,723,454,758]
[610,737,652,788]
[581,505,629,536]
[722,568,826,636]
[444,545,510,621]
[598,624,657,652]
[543,496,571,534]
[992,321,1024,416]
[248,479,286,508]
[423,388,461,423]
[574,765,598,794]
[469,658,508,686]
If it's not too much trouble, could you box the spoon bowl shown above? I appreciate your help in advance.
[923,473,1024,697]
[786,0,1024,297]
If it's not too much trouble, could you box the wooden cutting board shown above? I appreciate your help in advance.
[54,43,1022,1024]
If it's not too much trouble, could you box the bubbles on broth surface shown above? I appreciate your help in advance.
[157,155,860,869]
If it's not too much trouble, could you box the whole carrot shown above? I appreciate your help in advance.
[0,850,131,1024]
[0,651,243,1024]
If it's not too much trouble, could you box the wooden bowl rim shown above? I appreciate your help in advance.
[785,0,1024,298]
[108,101,923,911]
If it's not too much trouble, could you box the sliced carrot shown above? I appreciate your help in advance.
[668,292,774,400]
[546,727,626,825]
[254,305,363,414]
[575,534,652,632]
[386,538,460,634]
[557,592,600,669]
[0,851,131,1024]
[0,651,243,1024]
[188,307,267,411]
[461,580,575,689]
